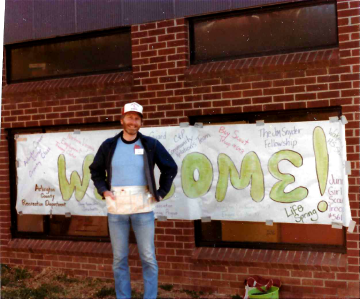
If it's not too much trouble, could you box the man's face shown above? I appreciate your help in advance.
[121,112,142,136]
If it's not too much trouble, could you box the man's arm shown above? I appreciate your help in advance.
[153,141,178,199]
[89,143,113,198]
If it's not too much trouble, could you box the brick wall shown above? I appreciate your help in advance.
[1,1,359,298]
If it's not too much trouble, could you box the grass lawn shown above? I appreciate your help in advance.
[1,264,237,298]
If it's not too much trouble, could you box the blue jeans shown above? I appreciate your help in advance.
[108,212,158,299]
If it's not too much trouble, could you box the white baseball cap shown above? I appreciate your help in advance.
[122,102,143,116]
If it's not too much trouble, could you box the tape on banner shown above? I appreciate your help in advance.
[341,115,348,125]
[329,116,339,123]
[157,216,167,221]
[180,122,189,127]
[16,138,27,142]
[18,211,23,216]
[201,216,211,223]
[16,160,19,168]
[345,161,352,175]
[194,122,203,128]
[266,220,273,226]
[74,129,81,134]
[256,120,265,126]
[347,220,356,233]
[65,212,71,218]
[14,135,27,142]
[50,210,53,219]
[332,222,342,229]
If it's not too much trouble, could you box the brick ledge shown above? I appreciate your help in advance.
[185,48,340,81]
[2,71,133,96]
[7,238,139,259]
[191,247,347,272]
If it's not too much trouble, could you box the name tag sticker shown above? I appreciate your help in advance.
[135,148,144,155]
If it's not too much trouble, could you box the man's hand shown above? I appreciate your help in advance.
[103,190,115,200]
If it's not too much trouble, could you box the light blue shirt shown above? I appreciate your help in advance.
[111,136,147,187]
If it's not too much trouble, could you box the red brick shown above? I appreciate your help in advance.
[306,84,328,92]
[285,86,305,93]
[213,100,231,107]
[158,49,176,56]
[295,77,316,85]
[222,77,241,84]
[336,273,359,280]
[284,70,305,79]
[243,105,263,112]
[167,40,187,48]
[263,87,284,96]
[307,99,329,108]
[157,20,175,28]
[243,89,262,97]
[132,31,148,39]
[285,102,306,110]
[273,95,294,102]
[317,90,340,99]
[232,83,251,90]
[295,93,317,101]
[273,79,294,87]
[193,87,211,94]
[140,37,157,44]
[140,23,156,31]
[148,28,166,36]
[132,44,148,52]
[313,272,335,279]
[252,96,272,104]
[252,81,271,89]
[212,85,231,92]
[222,91,242,99]
[263,103,284,111]
[158,34,175,42]
[302,279,324,287]
[338,8,360,18]
[342,89,360,97]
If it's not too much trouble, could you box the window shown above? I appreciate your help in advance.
[6,28,131,83]
[8,122,135,243]
[189,107,346,253]
[190,0,338,64]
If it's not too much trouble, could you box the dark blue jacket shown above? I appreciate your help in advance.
[89,131,178,201]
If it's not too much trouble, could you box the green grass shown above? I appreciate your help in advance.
[1,264,31,288]
[1,264,224,298]
[14,267,32,281]
[54,273,79,284]
[180,289,205,298]
[1,283,64,299]
[131,289,144,298]
[94,286,116,298]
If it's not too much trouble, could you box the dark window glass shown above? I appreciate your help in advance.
[190,107,346,253]
[7,28,131,83]
[190,1,338,64]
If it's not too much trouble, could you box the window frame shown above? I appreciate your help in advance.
[5,27,132,84]
[7,121,123,243]
[189,106,346,253]
[189,0,338,65]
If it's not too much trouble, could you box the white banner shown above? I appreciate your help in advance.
[16,120,351,226]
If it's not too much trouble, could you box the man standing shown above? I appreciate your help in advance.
[90,102,177,299]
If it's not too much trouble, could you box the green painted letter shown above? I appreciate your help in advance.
[181,152,213,198]
[216,152,264,202]
[313,126,329,196]
[58,154,102,201]
[268,150,308,203]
